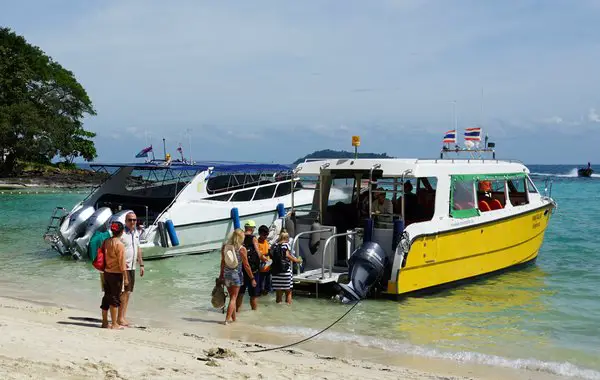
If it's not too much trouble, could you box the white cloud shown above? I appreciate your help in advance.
[588,108,600,123]
[540,116,564,125]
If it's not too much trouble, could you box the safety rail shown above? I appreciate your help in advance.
[291,227,334,275]
[321,231,357,280]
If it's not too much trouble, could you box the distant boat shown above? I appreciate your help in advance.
[578,163,593,177]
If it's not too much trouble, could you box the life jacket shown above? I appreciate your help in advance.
[270,243,290,274]
[243,234,260,273]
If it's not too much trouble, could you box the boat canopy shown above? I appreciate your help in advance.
[90,161,292,173]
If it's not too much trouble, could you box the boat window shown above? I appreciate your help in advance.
[526,177,538,194]
[274,182,301,198]
[476,180,506,211]
[253,184,277,200]
[412,177,437,223]
[450,180,478,218]
[507,178,529,206]
[206,173,276,194]
[231,188,256,202]
[206,193,232,201]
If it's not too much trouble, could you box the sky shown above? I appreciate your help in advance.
[2,0,600,165]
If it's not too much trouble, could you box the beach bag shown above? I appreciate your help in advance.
[92,242,106,271]
[211,278,227,309]
[270,243,290,274]
[223,244,239,269]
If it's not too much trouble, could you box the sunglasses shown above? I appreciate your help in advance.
[126,218,137,222]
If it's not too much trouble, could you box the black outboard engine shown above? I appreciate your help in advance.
[337,241,388,302]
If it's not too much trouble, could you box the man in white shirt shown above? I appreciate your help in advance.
[118,211,144,327]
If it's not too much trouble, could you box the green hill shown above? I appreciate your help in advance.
[293,149,393,165]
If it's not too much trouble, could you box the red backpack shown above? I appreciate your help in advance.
[92,242,106,271]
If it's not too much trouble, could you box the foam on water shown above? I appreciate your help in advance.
[530,168,600,178]
[264,325,600,380]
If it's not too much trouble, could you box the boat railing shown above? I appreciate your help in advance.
[321,231,357,279]
[416,158,526,165]
[291,228,334,275]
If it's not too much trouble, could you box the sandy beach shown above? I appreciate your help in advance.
[0,293,572,380]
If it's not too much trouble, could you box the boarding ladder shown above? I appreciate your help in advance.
[292,229,356,297]
[43,207,68,254]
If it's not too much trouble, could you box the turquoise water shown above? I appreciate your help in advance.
[0,165,599,379]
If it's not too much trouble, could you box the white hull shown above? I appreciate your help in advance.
[43,161,346,260]
[140,205,309,259]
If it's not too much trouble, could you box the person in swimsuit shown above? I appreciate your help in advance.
[101,222,128,329]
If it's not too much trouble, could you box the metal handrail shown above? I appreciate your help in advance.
[291,228,333,275]
[321,231,357,279]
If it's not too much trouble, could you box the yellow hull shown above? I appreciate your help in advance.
[387,205,554,295]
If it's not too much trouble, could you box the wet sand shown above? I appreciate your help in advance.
[0,291,570,380]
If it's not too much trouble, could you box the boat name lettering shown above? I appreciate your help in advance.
[450,219,474,227]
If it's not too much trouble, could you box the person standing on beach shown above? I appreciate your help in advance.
[257,225,272,295]
[220,229,255,324]
[237,220,264,311]
[119,211,145,327]
[270,231,302,304]
[101,222,128,329]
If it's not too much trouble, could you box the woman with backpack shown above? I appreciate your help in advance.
[270,231,302,304]
[220,228,256,325]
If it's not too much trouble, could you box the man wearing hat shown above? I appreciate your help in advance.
[237,220,265,311]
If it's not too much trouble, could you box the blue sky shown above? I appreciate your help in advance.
[3,0,600,164]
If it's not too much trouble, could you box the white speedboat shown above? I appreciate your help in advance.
[43,160,349,260]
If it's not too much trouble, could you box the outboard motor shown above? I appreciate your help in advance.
[73,207,113,257]
[59,205,95,249]
[337,241,388,302]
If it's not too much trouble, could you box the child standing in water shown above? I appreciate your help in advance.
[270,231,302,304]
[257,225,272,295]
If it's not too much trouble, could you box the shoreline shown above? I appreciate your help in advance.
[0,288,572,380]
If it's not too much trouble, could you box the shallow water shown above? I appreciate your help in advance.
[0,165,599,379]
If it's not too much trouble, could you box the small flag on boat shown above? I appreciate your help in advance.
[177,145,183,153]
[443,130,457,143]
[135,145,153,158]
[464,127,482,141]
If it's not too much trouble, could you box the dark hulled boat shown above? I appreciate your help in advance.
[578,163,593,177]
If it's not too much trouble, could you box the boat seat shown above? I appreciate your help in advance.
[489,198,503,210]
[478,200,491,212]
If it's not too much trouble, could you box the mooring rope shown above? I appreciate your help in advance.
[245,301,360,353]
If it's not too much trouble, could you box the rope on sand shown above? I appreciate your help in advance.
[245,301,360,353]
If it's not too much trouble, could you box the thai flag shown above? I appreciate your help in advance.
[443,130,457,143]
[135,145,153,158]
[464,127,482,141]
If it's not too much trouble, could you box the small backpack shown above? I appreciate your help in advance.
[223,244,239,269]
[270,243,290,274]
[92,242,106,271]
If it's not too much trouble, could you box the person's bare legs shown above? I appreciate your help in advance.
[276,290,283,304]
[101,309,109,328]
[118,291,130,326]
[109,305,121,329]
[225,285,239,324]
[250,296,258,310]
[236,292,244,312]
[285,290,293,305]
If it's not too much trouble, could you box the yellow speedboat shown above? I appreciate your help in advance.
[289,138,556,299]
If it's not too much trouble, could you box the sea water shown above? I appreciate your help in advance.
[0,165,599,379]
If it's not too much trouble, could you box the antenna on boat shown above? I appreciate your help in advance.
[479,87,484,128]
[162,138,167,161]
[452,100,458,132]
[186,128,193,164]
